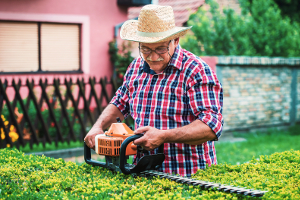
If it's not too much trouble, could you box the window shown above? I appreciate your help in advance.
[0,21,81,73]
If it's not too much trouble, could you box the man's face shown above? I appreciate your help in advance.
[139,38,179,74]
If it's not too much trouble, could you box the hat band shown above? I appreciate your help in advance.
[136,28,177,37]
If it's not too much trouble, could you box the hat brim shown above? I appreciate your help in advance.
[120,20,192,43]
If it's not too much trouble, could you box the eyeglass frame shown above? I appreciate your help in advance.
[139,40,172,55]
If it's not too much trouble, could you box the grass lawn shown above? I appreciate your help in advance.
[216,125,300,165]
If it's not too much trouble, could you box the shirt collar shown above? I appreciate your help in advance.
[141,45,184,74]
[168,44,184,71]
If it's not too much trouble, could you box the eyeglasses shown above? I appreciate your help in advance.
[139,40,171,55]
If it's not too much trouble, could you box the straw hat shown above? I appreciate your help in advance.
[120,4,192,43]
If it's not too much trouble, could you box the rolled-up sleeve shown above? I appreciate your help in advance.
[187,65,224,139]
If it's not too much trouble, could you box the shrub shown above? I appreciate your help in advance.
[181,0,300,57]
[1,148,300,199]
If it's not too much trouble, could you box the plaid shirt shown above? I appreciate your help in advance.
[110,45,223,177]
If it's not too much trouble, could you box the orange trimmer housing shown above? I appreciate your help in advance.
[95,123,137,156]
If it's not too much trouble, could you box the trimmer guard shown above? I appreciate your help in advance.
[128,154,165,173]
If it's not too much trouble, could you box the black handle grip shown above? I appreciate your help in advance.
[119,134,143,174]
[84,141,108,168]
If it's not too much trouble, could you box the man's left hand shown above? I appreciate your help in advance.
[133,126,165,151]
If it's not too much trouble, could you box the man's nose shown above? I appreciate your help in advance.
[148,51,160,60]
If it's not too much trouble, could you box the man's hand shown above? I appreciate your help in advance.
[84,127,104,150]
[133,126,165,151]
[83,104,124,150]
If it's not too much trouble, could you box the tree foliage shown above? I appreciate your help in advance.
[271,0,300,23]
[181,0,300,57]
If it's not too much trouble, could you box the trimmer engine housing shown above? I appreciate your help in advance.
[84,120,165,174]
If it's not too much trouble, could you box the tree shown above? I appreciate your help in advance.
[180,0,300,57]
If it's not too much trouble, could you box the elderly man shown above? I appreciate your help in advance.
[84,4,223,177]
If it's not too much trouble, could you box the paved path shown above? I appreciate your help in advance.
[218,132,247,143]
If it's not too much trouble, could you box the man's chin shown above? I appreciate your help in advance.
[149,64,163,69]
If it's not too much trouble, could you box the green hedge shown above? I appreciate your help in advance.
[0,148,299,199]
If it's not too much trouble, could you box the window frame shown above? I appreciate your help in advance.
[0,20,83,74]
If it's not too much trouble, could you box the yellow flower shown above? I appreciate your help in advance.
[10,125,15,132]
[9,131,19,142]
[0,126,19,142]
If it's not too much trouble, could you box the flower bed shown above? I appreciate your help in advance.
[0,148,299,199]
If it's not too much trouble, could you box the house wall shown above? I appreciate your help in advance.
[216,56,300,133]
[0,0,128,81]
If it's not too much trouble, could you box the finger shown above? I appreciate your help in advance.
[134,126,149,134]
[88,137,94,149]
[133,136,146,146]
[133,138,142,145]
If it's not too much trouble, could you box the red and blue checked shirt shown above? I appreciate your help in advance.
[110,45,224,177]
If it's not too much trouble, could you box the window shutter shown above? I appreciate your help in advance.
[41,23,80,71]
[0,22,39,72]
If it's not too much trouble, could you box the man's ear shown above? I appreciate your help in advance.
[174,38,180,46]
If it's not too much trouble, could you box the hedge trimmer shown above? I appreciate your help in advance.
[84,120,267,197]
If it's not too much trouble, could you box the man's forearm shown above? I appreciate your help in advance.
[162,119,217,145]
[134,119,217,150]
[92,104,124,131]
[84,104,124,149]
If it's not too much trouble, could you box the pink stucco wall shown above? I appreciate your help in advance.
[201,56,217,73]
[0,0,128,81]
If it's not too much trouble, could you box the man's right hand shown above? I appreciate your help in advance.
[84,127,104,150]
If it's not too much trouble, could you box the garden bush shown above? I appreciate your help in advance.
[1,148,299,199]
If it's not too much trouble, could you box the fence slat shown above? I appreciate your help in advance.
[11,80,26,136]
[100,78,111,105]
[110,77,119,96]
[77,78,94,125]
[65,78,86,139]
[0,79,25,147]
[39,79,64,144]
[26,79,51,144]
[12,79,37,145]
[0,80,5,114]
[89,77,103,115]
[53,79,76,142]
